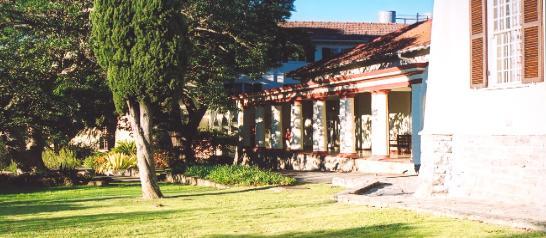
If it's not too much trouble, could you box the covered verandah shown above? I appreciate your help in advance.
[234,64,427,173]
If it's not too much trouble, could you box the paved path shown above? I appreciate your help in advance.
[282,171,546,231]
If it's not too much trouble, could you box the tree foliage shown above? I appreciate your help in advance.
[91,0,189,111]
[181,0,296,110]
[0,0,116,170]
[164,0,299,162]
[91,0,190,199]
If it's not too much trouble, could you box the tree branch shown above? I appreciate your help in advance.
[194,27,251,49]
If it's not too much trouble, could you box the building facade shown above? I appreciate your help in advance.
[203,21,407,133]
[234,21,431,173]
[417,0,545,206]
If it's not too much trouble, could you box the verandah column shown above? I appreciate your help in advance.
[371,90,390,156]
[270,104,284,149]
[290,100,304,150]
[236,100,250,147]
[234,100,248,164]
[312,99,328,152]
[254,105,266,148]
[339,96,356,155]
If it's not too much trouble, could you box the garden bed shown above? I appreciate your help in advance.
[179,165,296,187]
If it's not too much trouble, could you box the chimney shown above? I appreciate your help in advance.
[378,11,397,23]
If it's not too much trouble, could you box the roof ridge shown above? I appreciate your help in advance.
[284,20,406,25]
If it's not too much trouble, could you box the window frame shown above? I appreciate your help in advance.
[486,0,524,88]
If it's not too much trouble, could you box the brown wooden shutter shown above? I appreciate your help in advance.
[522,0,544,83]
[470,0,488,88]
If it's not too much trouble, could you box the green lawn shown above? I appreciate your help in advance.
[0,183,543,238]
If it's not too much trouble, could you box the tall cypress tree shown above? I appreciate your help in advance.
[91,0,188,199]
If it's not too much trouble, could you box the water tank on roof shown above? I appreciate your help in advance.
[378,11,396,23]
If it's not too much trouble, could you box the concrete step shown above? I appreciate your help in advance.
[354,159,417,175]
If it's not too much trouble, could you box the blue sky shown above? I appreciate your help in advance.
[290,0,434,22]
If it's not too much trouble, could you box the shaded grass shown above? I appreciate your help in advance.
[0,183,543,238]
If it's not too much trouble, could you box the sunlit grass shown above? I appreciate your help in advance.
[0,183,543,237]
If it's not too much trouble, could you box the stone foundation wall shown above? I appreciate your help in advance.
[239,149,356,172]
[418,134,546,206]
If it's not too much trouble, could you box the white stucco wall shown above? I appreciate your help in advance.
[420,0,546,205]
[424,1,546,136]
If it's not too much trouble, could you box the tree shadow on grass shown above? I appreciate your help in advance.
[0,207,212,236]
[166,186,275,199]
[0,194,139,217]
[209,224,546,238]
[209,223,428,238]
[0,185,94,195]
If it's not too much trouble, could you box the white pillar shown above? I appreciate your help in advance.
[255,105,265,147]
[290,101,304,150]
[339,96,356,154]
[271,104,284,149]
[371,90,390,156]
[313,100,328,152]
[237,101,250,147]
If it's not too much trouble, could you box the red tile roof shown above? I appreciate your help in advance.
[288,20,432,78]
[281,21,407,41]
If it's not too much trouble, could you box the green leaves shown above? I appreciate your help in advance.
[185,165,297,186]
[177,0,295,113]
[91,0,189,112]
[0,0,116,159]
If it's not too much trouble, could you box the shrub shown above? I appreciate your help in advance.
[0,171,92,187]
[2,161,18,173]
[66,144,95,160]
[153,150,174,169]
[42,148,81,170]
[185,165,296,186]
[83,152,107,169]
[96,153,137,174]
[112,141,136,156]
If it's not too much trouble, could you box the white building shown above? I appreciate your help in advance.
[417,0,545,206]
[234,21,431,172]
[203,21,407,132]
[231,21,407,92]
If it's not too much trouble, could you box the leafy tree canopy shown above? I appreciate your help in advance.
[180,0,299,112]
[0,0,116,169]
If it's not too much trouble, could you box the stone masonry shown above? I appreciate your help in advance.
[418,134,546,207]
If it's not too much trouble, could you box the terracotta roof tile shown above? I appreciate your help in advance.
[288,20,432,78]
[281,21,407,41]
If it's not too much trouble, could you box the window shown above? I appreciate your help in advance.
[471,0,544,88]
[487,0,523,85]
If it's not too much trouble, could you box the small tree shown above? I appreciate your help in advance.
[91,0,189,199]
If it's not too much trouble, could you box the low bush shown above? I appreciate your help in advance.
[83,152,107,169]
[66,144,95,160]
[42,148,81,170]
[0,170,92,187]
[185,165,296,186]
[111,141,136,156]
[96,153,137,174]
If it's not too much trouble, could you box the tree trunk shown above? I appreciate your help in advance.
[14,127,46,172]
[180,108,207,164]
[174,98,207,165]
[105,116,117,150]
[127,99,163,200]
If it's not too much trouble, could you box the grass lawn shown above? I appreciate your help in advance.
[0,183,544,238]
